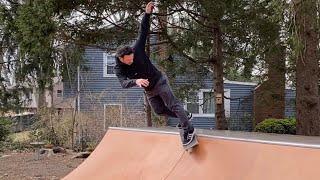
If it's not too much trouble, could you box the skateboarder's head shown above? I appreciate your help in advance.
[116,46,134,65]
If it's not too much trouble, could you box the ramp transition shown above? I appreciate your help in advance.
[63,127,320,180]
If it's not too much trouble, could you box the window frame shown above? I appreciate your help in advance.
[184,89,231,117]
[103,53,117,77]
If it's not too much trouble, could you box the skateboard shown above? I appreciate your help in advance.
[179,129,199,153]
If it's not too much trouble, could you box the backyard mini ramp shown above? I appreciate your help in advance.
[63,127,320,180]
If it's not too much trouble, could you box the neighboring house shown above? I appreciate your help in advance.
[167,79,296,131]
[3,77,67,132]
[21,77,67,111]
[63,47,296,137]
[4,77,66,113]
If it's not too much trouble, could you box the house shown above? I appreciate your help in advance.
[167,78,296,130]
[19,77,68,111]
[63,47,296,138]
[3,77,67,132]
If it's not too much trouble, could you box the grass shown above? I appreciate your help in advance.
[9,131,31,143]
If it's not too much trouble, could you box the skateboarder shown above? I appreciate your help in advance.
[114,1,195,146]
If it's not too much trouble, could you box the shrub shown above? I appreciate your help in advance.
[254,118,296,134]
[0,117,12,142]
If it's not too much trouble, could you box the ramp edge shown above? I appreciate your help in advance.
[109,127,320,149]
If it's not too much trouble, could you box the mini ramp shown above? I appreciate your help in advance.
[63,127,320,180]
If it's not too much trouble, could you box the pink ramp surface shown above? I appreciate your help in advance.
[63,128,320,180]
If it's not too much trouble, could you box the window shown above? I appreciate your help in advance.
[186,92,199,114]
[184,89,230,117]
[202,92,215,114]
[103,53,116,77]
[57,90,62,97]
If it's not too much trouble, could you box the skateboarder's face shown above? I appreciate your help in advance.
[119,53,134,65]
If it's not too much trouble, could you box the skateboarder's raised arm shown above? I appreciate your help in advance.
[133,2,154,51]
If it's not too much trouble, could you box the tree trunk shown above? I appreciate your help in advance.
[266,44,286,119]
[212,24,228,130]
[144,92,152,127]
[254,43,286,125]
[37,88,46,109]
[0,46,3,90]
[293,0,320,136]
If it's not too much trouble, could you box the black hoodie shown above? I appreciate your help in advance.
[114,13,162,91]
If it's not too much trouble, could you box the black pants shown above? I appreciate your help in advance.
[146,74,191,128]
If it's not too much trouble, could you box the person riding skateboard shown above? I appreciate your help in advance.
[114,1,195,145]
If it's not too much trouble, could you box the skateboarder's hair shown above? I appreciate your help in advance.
[116,46,134,58]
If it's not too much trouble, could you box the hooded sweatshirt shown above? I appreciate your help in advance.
[114,13,162,91]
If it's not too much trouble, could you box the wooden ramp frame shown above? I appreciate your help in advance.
[64,127,320,180]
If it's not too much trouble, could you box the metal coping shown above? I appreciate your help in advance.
[109,127,320,149]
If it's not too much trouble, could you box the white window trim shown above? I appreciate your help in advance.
[184,89,231,118]
[103,52,116,78]
[224,79,257,86]
[198,89,214,117]
[103,104,123,131]
[224,89,231,117]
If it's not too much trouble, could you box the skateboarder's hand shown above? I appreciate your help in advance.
[136,79,149,87]
[145,1,154,14]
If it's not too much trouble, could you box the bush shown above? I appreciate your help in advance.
[0,117,12,141]
[254,118,296,134]
[0,139,32,152]
[30,108,75,147]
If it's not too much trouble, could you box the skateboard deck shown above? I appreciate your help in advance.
[179,130,199,153]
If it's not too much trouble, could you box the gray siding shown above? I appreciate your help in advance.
[167,82,255,131]
[168,84,297,130]
[63,47,145,118]
[64,47,297,132]
[225,83,255,131]
[285,89,296,118]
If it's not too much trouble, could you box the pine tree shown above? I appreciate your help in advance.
[293,0,320,136]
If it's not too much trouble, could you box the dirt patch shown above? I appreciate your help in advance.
[0,151,84,180]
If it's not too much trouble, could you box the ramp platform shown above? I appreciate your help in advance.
[63,127,320,180]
